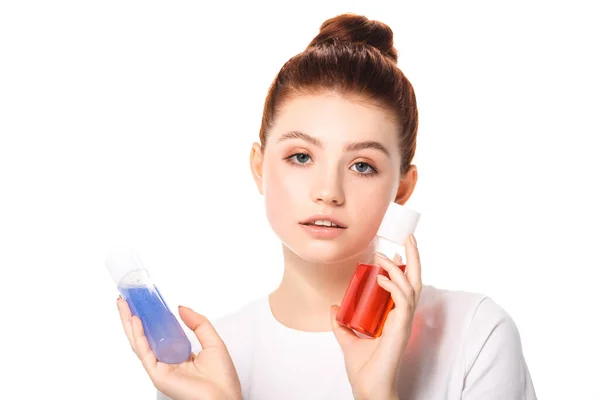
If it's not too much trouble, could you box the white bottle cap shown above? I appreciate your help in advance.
[105,246,147,285]
[376,202,421,246]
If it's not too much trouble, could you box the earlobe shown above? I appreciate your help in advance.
[394,165,418,205]
[250,142,265,195]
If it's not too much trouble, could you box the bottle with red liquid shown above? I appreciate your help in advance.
[336,202,420,338]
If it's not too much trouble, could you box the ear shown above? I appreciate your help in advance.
[394,165,418,205]
[250,142,265,195]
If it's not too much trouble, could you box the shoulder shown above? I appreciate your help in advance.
[210,295,267,361]
[418,284,511,321]
[185,296,265,355]
[212,295,266,338]
[463,297,536,397]
[463,293,525,370]
[418,284,524,361]
[417,284,492,331]
[157,298,266,400]
[419,285,535,397]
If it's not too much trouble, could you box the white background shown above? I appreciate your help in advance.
[1,0,598,399]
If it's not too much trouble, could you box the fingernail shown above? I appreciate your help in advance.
[375,251,388,260]
[410,235,417,246]
[377,274,389,281]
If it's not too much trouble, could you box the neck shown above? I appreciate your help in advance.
[269,244,372,332]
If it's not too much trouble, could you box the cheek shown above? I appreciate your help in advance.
[347,178,397,238]
[262,162,306,225]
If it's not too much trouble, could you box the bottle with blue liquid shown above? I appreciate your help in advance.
[106,247,191,364]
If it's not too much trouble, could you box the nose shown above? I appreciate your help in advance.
[311,167,345,206]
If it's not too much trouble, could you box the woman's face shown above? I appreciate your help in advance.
[253,92,404,264]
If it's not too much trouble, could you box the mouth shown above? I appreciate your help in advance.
[299,217,347,229]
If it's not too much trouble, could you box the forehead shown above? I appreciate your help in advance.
[271,92,398,145]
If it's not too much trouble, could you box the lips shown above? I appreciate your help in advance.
[299,215,347,229]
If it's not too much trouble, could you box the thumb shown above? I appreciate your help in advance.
[178,305,225,350]
[330,305,359,351]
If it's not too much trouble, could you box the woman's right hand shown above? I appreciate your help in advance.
[117,297,242,400]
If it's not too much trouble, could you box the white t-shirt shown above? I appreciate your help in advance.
[159,284,537,399]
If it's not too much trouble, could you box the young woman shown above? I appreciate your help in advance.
[117,13,537,400]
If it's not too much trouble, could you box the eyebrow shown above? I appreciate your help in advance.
[277,130,323,147]
[277,130,391,158]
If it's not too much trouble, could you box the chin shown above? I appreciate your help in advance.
[286,239,369,265]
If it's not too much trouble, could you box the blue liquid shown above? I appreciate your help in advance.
[119,285,191,364]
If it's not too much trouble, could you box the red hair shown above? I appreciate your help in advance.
[259,13,419,176]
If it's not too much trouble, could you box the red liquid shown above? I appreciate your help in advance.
[336,262,406,338]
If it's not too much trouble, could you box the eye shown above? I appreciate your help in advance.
[351,162,377,175]
[286,153,312,165]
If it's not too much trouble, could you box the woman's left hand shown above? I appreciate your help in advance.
[330,234,422,400]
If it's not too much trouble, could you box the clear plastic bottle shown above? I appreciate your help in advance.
[336,202,421,338]
[106,247,192,364]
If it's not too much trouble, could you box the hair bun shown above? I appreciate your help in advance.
[307,13,398,63]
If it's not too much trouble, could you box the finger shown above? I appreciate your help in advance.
[178,306,226,350]
[116,297,135,351]
[376,275,411,315]
[329,305,360,350]
[393,253,404,269]
[374,253,415,304]
[376,275,414,359]
[404,235,423,301]
[131,315,159,373]
[374,252,406,285]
